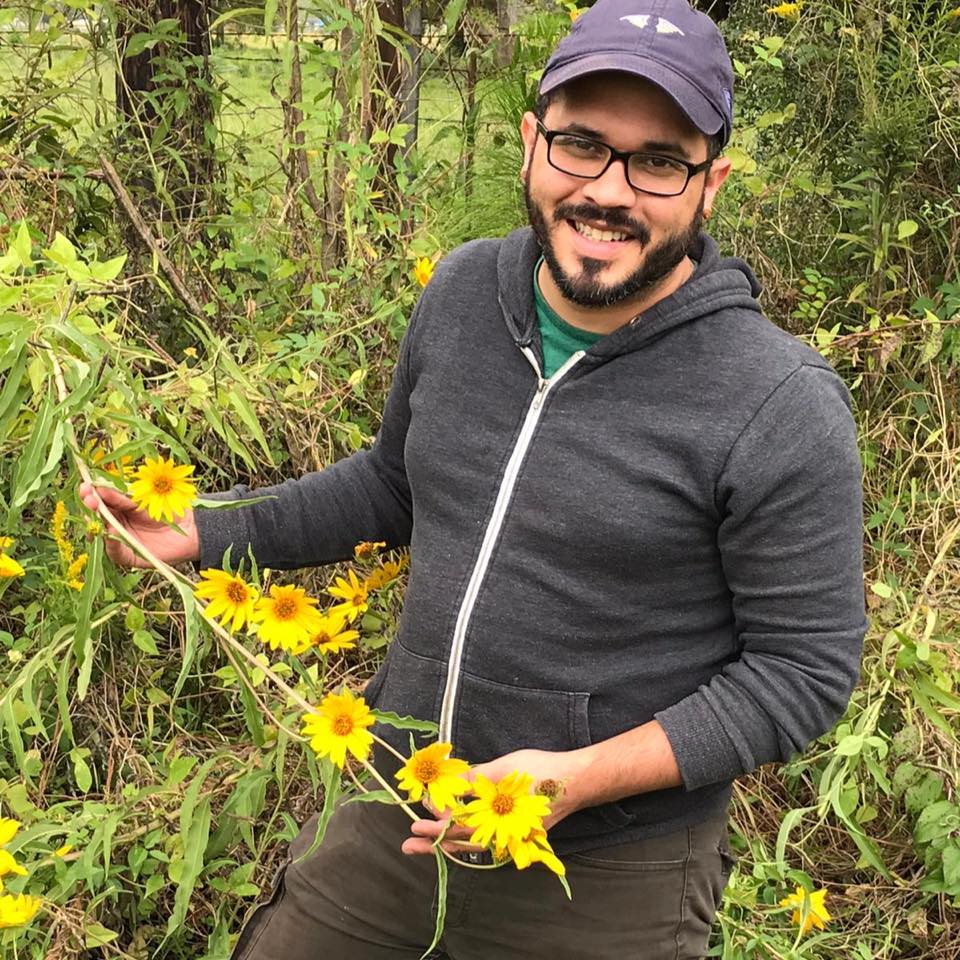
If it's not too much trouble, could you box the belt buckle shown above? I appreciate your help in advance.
[458,849,493,866]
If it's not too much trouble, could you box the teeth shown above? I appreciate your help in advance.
[574,221,630,242]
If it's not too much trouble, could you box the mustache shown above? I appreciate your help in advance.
[553,203,651,244]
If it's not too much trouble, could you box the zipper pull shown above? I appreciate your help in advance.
[531,380,548,408]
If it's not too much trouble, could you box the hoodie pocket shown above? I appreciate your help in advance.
[371,640,446,751]
[452,671,634,833]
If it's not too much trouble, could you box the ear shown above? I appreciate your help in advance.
[702,155,731,214]
[519,111,539,181]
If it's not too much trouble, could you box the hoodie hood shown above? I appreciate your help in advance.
[496,226,763,360]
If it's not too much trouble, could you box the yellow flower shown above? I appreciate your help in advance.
[66,552,87,591]
[508,827,566,877]
[307,613,360,656]
[780,885,831,934]
[327,569,369,623]
[128,455,198,523]
[396,743,471,812]
[455,771,551,855]
[51,500,73,564]
[0,818,20,846]
[947,7,960,17]
[250,584,324,651]
[0,537,13,549]
[301,689,375,768]
[568,6,582,21]
[51,500,68,543]
[53,843,73,857]
[0,892,42,928]
[195,569,259,632]
[765,1,803,18]
[353,540,386,560]
[413,257,435,287]
[364,559,404,591]
[0,850,26,879]
[85,519,103,536]
[0,553,24,578]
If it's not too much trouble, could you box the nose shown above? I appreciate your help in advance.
[581,156,636,209]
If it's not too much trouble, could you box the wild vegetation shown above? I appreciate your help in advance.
[0,1,959,957]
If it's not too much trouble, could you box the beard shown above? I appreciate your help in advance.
[524,172,704,309]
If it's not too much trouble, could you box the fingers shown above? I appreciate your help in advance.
[402,819,482,857]
[78,483,135,514]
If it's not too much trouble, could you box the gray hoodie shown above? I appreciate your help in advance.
[197,227,867,854]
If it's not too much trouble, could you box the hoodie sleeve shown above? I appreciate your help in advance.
[193,305,421,571]
[655,362,867,791]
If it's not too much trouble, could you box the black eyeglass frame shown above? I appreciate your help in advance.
[535,121,713,198]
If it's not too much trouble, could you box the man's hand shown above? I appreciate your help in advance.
[78,483,200,568]
[401,747,591,857]
[400,720,683,857]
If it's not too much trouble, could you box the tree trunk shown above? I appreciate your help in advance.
[114,0,217,220]
[400,3,422,156]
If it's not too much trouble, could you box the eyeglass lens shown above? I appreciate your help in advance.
[548,133,688,196]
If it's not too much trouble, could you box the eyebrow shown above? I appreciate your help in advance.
[556,122,694,160]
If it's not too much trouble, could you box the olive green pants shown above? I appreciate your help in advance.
[231,799,734,960]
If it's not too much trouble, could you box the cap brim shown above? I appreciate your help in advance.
[539,53,725,140]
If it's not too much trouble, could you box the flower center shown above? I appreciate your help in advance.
[352,592,365,606]
[491,792,515,816]
[315,631,331,645]
[331,714,354,736]
[273,597,298,620]
[413,758,439,784]
[152,476,173,494]
[225,581,248,604]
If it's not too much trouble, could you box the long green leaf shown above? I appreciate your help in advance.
[227,389,274,465]
[774,806,813,877]
[73,536,103,700]
[373,710,439,734]
[172,579,200,698]
[166,796,212,936]
[420,849,448,960]
[294,760,342,864]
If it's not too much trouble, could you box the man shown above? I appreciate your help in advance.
[81,0,866,956]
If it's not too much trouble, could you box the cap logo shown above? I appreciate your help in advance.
[619,14,685,36]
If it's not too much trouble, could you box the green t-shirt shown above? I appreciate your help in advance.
[533,258,603,378]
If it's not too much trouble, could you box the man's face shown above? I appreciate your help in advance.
[520,73,730,309]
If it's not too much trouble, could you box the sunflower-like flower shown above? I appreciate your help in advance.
[0,849,26,881]
[364,559,404,591]
[301,689,375,768]
[0,553,24,579]
[128,455,198,523]
[454,771,551,855]
[396,743,471,812]
[307,613,360,656]
[354,540,386,560]
[0,893,42,928]
[194,569,259,632]
[0,818,19,846]
[327,569,369,623]
[413,257,435,287]
[779,885,831,934]
[250,584,324,651]
[507,827,565,877]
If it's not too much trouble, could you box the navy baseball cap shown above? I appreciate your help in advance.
[539,0,735,146]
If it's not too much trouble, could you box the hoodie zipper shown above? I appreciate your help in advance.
[437,346,586,745]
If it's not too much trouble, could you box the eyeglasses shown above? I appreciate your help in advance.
[536,121,712,198]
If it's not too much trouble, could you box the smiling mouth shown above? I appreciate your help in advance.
[569,220,635,243]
